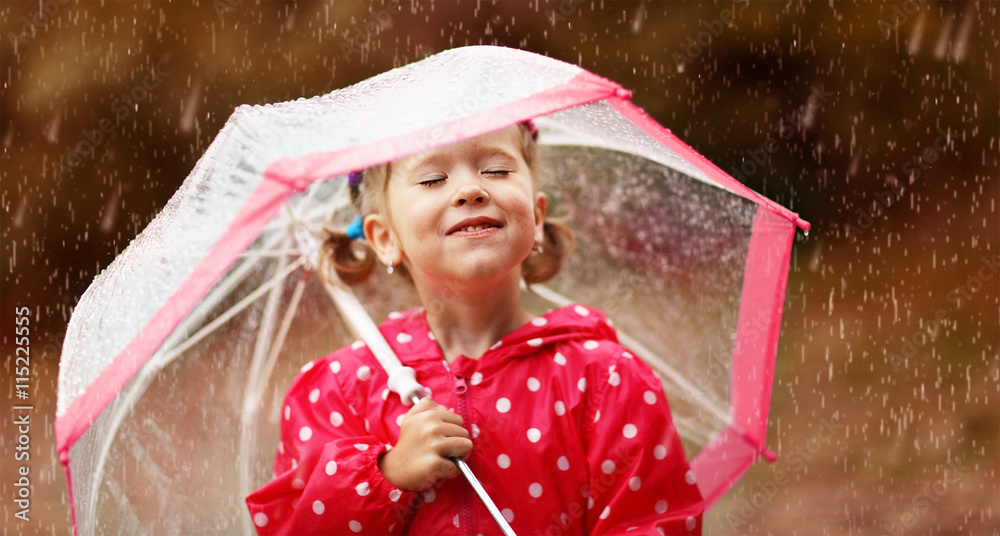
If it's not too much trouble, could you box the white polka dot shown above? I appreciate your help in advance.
[497,454,511,469]
[277,441,284,454]
[685,516,697,531]
[655,499,668,514]
[629,476,642,490]
[594,410,601,422]
[622,351,634,359]
[423,488,436,503]
[330,360,341,373]
[354,443,369,451]
[606,317,615,327]
[490,340,503,350]
[396,332,412,343]
[574,305,590,316]
[557,456,570,471]
[531,317,548,326]
[527,428,541,443]
[356,482,370,496]
[685,470,697,485]
[527,337,543,347]
[330,411,344,427]
[299,426,312,442]
[527,377,541,391]
[381,389,389,400]
[388,311,404,319]
[608,372,621,386]
[601,460,615,474]
[312,500,325,515]
[300,361,315,372]
[600,506,611,519]
[554,400,566,416]
[284,405,291,420]
[471,424,480,438]
[389,489,402,502]
[584,340,600,350]
[654,445,667,460]
[357,366,372,381]
[471,372,483,385]
[623,424,638,438]
[427,331,436,341]
[453,514,460,527]
[496,398,511,413]
[643,390,657,404]
[395,414,405,427]
[588,495,595,509]
[529,483,543,498]
[349,520,362,532]
[351,340,365,350]
[325,460,337,475]
[502,508,514,522]
[578,378,587,392]
[309,388,320,403]
[554,352,567,366]
[253,512,268,527]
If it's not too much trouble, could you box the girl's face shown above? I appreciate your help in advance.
[365,126,546,289]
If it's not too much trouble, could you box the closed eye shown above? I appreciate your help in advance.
[419,177,446,187]
[484,169,510,176]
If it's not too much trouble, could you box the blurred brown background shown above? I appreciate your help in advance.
[1,0,997,534]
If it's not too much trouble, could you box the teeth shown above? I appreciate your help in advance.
[461,225,490,232]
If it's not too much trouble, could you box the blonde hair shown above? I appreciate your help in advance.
[320,123,575,286]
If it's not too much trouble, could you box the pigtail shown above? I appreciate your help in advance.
[522,219,576,285]
[319,225,377,286]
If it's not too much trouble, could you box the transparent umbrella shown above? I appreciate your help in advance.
[56,45,808,535]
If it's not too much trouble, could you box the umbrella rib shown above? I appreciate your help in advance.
[528,283,731,426]
[82,257,308,530]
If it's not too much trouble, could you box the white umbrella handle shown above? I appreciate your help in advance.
[322,281,517,536]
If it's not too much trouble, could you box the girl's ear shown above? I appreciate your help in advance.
[364,214,401,267]
[534,192,548,241]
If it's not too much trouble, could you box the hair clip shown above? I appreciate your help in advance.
[348,171,364,187]
[346,214,365,240]
[525,119,538,135]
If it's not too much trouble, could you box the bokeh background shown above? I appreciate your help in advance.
[2,0,997,534]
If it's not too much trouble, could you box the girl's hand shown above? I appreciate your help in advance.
[377,397,472,491]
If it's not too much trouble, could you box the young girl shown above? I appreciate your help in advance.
[245,123,704,535]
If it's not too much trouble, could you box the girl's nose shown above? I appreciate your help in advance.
[452,176,490,206]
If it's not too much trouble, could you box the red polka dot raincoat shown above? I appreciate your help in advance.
[246,304,703,535]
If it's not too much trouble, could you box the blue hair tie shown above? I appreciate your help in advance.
[346,215,365,241]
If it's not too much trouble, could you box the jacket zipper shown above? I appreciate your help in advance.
[454,376,476,536]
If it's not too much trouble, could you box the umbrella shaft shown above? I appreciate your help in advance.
[453,457,517,536]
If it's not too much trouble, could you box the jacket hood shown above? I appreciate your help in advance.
[378,304,620,366]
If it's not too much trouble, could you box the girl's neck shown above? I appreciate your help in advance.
[416,273,531,362]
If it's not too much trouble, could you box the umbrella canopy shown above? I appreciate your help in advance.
[56,45,809,534]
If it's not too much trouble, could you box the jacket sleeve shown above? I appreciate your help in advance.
[245,355,418,535]
[583,348,704,535]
